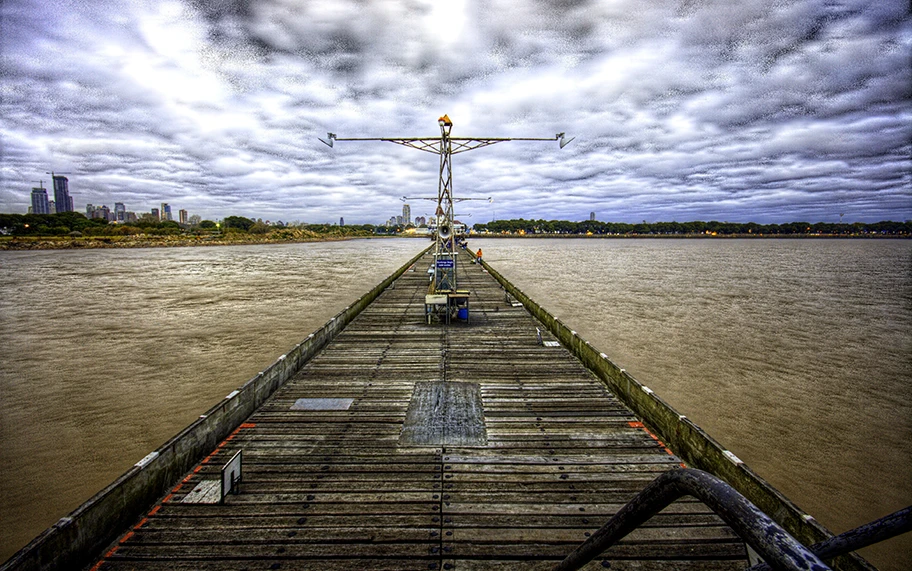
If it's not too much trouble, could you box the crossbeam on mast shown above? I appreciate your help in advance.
[320,115,572,324]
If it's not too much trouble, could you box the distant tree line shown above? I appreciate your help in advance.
[0,212,213,236]
[473,219,912,236]
[0,212,385,238]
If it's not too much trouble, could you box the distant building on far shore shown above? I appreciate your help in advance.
[179,209,188,225]
[53,176,73,213]
[590,211,596,221]
[31,186,50,215]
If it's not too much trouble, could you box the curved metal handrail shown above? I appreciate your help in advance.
[749,505,912,571]
[554,468,830,571]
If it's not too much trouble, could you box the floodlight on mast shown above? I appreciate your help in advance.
[320,115,571,323]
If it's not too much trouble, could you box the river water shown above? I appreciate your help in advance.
[473,237,911,571]
[0,239,426,562]
[1,237,909,569]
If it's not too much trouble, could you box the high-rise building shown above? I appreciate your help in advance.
[402,204,411,225]
[160,203,172,221]
[179,209,188,225]
[53,176,73,213]
[115,203,126,222]
[31,186,50,214]
[86,204,112,220]
[590,211,596,221]
[151,208,159,219]
[340,217,345,226]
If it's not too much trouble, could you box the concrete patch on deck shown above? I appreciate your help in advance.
[399,381,487,447]
[291,397,354,410]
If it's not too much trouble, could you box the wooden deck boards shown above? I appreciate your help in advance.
[94,251,748,570]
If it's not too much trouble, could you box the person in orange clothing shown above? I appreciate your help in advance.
[476,248,483,264]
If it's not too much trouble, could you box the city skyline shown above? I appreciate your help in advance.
[24,179,416,226]
[1,1,910,224]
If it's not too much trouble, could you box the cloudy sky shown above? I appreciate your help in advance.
[1,0,909,225]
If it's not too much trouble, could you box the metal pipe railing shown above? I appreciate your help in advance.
[749,505,911,571]
[554,468,830,571]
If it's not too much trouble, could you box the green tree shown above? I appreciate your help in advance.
[223,216,254,232]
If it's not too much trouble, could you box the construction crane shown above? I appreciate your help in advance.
[321,114,572,324]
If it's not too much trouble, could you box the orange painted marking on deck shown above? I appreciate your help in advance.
[119,531,135,544]
[90,544,119,570]
[182,474,193,483]
[162,493,174,503]
[628,420,677,457]
[193,465,202,473]
[240,422,256,429]
[134,517,148,530]
[149,505,161,516]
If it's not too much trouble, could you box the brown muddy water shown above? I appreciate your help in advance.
[473,237,911,571]
[1,237,909,569]
[0,239,426,562]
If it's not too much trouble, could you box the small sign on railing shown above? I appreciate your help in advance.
[221,450,242,503]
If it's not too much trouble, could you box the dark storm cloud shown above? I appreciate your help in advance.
[1,0,909,224]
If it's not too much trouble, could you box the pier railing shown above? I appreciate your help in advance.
[477,253,876,571]
[554,468,911,571]
[2,244,431,571]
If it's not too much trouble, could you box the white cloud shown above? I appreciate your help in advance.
[1,0,910,223]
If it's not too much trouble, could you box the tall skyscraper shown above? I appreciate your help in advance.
[31,186,50,214]
[402,203,411,225]
[115,203,126,222]
[160,203,172,221]
[151,207,159,219]
[590,211,596,221]
[339,217,344,226]
[179,209,188,225]
[52,176,73,213]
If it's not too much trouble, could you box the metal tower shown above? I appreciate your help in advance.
[321,114,572,322]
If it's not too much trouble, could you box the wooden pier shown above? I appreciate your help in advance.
[89,249,749,570]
